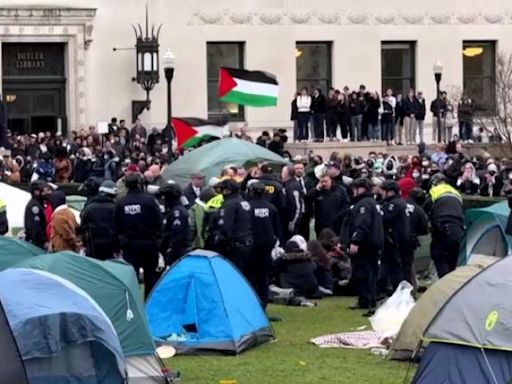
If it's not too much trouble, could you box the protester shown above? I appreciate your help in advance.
[296,88,311,142]
[49,191,79,253]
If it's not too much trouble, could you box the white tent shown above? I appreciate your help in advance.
[0,183,80,233]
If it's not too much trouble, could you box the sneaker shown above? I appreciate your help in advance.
[319,286,333,296]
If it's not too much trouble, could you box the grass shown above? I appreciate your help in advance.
[165,297,412,384]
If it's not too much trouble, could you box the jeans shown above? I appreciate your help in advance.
[313,113,325,141]
[417,120,424,143]
[326,112,338,139]
[350,115,362,141]
[404,116,416,144]
[396,122,403,144]
[432,117,445,143]
[297,112,310,141]
[368,123,380,141]
[382,119,394,142]
[459,120,473,141]
[293,120,299,141]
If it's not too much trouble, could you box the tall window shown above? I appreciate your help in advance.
[463,41,496,112]
[296,42,332,94]
[381,42,416,96]
[207,42,245,120]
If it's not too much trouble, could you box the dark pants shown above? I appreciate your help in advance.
[87,241,115,261]
[431,224,464,278]
[312,113,325,141]
[326,112,338,139]
[123,241,161,299]
[382,120,394,142]
[297,112,310,141]
[459,120,473,141]
[401,248,415,286]
[226,242,253,277]
[248,243,274,308]
[298,214,310,241]
[378,247,403,294]
[352,252,379,308]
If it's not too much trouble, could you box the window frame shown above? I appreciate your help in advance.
[206,41,245,121]
[381,41,416,96]
[295,41,332,94]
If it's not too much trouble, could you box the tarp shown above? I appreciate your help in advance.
[0,268,126,384]
[0,295,27,383]
[146,250,274,354]
[0,237,43,271]
[162,138,288,185]
[66,195,87,212]
[459,200,512,265]
[389,256,496,361]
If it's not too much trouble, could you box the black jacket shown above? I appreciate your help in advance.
[406,200,429,249]
[430,98,447,117]
[311,94,327,114]
[73,159,92,183]
[308,185,350,234]
[382,195,411,250]
[183,184,200,208]
[24,198,47,248]
[480,175,504,197]
[260,174,285,214]
[344,192,384,252]
[114,190,163,244]
[81,195,118,257]
[219,193,253,244]
[267,140,284,156]
[249,197,279,246]
[283,179,304,233]
[290,99,298,121]
[161,200,192,265]
[349,99,364,116]
[0,202,7,235]
[274,250,319,297]
[367,97,380,125]
[402,97,418,116]
[415,98,427,120]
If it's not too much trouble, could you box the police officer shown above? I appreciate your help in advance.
[79,176,103,207]
[427,173,464,277]
[160,182,192,266]
[247,181,280,307]
[114,173,163,298]
[405,188,429,288]
[346,178,384,316]
[259,163,285,215]
[281,165,304,243]
[0,197,8,235]
[378,180,411,294]
[24,181,48,249]
[217,178,253,276]
[81,180,118,260]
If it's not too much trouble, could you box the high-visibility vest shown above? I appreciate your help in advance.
[0,199,6,214]
[429,183,463,204]
[205,194,224,211]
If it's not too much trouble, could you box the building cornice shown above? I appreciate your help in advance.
[0,7,96,22]
[189,9,511,26]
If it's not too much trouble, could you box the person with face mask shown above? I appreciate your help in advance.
[24,181,48,249]
[344,178,384,317]
[479,163,503,197]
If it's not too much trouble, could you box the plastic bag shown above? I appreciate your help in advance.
[369,281,415,337]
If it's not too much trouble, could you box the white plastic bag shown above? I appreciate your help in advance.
[369,281,415,337]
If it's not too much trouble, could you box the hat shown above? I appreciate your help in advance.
[289,235,308,252]
[260,163,273,174]
[398,177,416,199]
[326,161,341,170]
[99,180,118,196]
[127,164,140,173]
[488,163,498,173]
[351,177,373,191]
[381,179,400,193]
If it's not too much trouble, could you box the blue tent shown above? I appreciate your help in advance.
[146,250,274,354]
[458,200,512,265]
[0,268,127,384]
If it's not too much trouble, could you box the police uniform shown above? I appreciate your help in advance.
[24,198,47,248]
[218,193,253,275]
[259,174,286,215]
[307,184,350,237]
[248,196,280,307]
[81,194,118,260]
[404,199,429,287]
[161,201,192,265]
[346,191,384,309]
[202,194,224,252]
[0,199,8,235]
[428,183,464,277]
[379,194,411,293]
[114,189,163,298]
[282,178,304,242]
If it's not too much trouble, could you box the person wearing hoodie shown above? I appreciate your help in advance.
[457,162,480,195]
[49,191,79,253]
[81,180,119,260]
[480,163,503,197]
[189,187,216,249]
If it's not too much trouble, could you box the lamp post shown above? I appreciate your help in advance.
[162,49,175,127]
[433,59,443,143]
[131,4,162,122]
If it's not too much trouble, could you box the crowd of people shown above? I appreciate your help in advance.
[290,85,486,145]
[14,129,512,316]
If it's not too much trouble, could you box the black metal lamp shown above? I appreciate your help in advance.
[433,59,444,143]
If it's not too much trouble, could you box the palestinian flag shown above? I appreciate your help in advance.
[172,117,226,149]
[218,67,278,107]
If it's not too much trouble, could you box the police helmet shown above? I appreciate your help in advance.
[159,181,183,201]
[30,180,47,195]
[217,178,240,193]
[125,172,144,190]
[79,177,102,197]
[99,180,118,197]
[248,180,266,196]
[381,179,400,194]
[429,172,447,189]
[351,177,373,191]
[409,187,426,205]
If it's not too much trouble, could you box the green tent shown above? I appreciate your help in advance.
[66,195,87,212]
[15,251,165,383]
[0,237,43,271]
[162,138,288,185]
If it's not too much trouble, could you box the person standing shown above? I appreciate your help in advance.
[189,187,216,249]
[457,95,474,143]
[24,181,48,249]
[131,119,147,140]
[427,173,464,277]
[259,163,285,215]
[346,178,384,316]
[402,89,418,145]
[337,92,350,142]
[49,191,79,253]
[296,88,311,142]
[281,165,304,243]
[183,172,204,209]
[294,161,311,241]
[311,88,326,142]
[415,92,427,143]
[325,88,339,141]
[367,92,381,142]
[378,180,411,294]
[81,181,118,260]
[115,173,163,298]
[247,181,280,307]
[381,89,396,145]
[395,94,405,145]
[160,182,192,266]
[349,92,364,142]
[0,197,7,235]
[430,92,447,143]
[291,93,299,142]
[216,178,253,275]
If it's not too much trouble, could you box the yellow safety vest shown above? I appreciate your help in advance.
[0,199,6,214]
[205,194,224,211]
[429,183,462,203]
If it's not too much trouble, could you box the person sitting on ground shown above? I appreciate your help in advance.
[273,235,321,298]
[308,240,333,296]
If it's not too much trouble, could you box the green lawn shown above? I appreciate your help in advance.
[166,297,413,384]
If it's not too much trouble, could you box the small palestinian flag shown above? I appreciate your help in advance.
[218,67,278,107]
[172,117,226,149]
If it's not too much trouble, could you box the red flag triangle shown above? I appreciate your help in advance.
[172,118,198,148]
[218,67,238,98]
